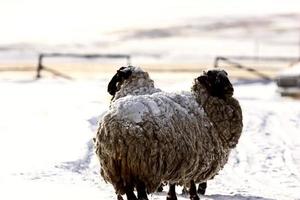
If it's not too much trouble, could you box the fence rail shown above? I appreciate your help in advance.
[36,53,131,78]
[216,56,300,63]
[214,56,300,80]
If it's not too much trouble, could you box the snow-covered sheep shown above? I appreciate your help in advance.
[94,66,243,200]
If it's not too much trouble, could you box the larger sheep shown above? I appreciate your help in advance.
[95,66,243,200]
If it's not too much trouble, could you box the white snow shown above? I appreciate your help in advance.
[113,98,149,123]
[0,76,299,200]
[111,91,197,124]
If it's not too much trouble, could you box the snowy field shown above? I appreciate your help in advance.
[0,74,299,200]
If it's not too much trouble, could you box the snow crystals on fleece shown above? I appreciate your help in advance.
[111,91,203,124]
[112,97,149,123]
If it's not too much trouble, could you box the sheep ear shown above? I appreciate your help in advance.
[212,70,233,98]
[107,72,121,96]
[107,66,133,96]
[197,74,210,90]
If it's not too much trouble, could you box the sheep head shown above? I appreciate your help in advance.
[197,70,233,100]
[194,70,243,149]
[107,66,133,96]
[107,66,158,101]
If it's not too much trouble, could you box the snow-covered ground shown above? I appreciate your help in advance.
[0,75,299,200]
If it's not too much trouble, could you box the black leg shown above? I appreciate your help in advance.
[136,180,148,200]
[125,184,138,200]
[182,186,188,195]
[189,180,200,200]
[117,194,124,200]
[156,183,164,192]
[197,182,207,195]
[166,183,177,200]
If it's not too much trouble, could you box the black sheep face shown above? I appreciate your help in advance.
[197,70,234,99]
[107,66,133,96]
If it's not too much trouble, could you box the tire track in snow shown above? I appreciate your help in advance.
[233,102,300,199]
[56,139,94,173]
[207,100,300,200]
[276,108,300,181]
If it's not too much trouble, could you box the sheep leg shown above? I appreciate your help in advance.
[182,186,188,195]
[125,184,138,200]
[166,183,177,200]
[136,180,148,200]
[156,183,164,192]
[117,194,124,200]
[197,182,207,195]
[189,180,200,200]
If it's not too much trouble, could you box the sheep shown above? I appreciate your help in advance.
[94,66,243,200]
[107,66,209,198]
[106,66,209,197]
[104,66,209,198]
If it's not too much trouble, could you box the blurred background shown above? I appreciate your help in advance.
[1,0,300,78]
[0,1,300,200]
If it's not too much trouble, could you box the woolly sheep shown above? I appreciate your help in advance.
[102,66,208,198]
[94,66,243,200]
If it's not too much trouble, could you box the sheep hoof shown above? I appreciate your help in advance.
[197,188,206,195]
[166,195,177,200]
[190,195,200,200]
[190,196,199,200]
[117,195,124,200]
[156,184,164,192]
[197,182,207,195]
[182,187,188,195]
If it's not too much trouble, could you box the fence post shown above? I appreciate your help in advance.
[214,56,222,68]
[127,56,131,66]
[36,54,44,79]
[214,56,272,80]
[35,53,131,79]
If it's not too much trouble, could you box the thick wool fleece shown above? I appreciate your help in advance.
[95,68,243,195]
